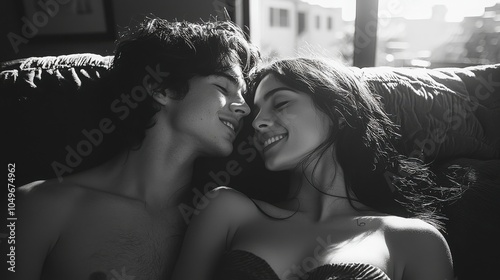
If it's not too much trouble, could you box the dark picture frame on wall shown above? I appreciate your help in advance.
[20,0,115,41]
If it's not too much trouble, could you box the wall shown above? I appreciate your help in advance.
[250,0,346,60]
[0,0,224,62]
[256,0,297,58]
[296,3,344,58]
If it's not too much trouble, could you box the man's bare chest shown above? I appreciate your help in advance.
[43,204,186,280]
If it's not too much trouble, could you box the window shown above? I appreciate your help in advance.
[246,0,500,67]
[270,7,275,26]
[251,1,354,63]
[298,12,306,34]
[279,9,290,27]
[376,0,500,67]
[270,7,290,27]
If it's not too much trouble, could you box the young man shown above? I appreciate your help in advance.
[15,17,260,280]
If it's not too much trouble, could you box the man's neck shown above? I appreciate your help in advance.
[67,135,197,211]
[110,144,195,209]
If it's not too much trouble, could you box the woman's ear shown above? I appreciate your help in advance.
[338,118,346,130]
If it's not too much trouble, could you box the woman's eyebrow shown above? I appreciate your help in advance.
[254,87,297,110]
[262,87,297,101]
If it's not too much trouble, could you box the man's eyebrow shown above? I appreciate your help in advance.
[213,72,243,88]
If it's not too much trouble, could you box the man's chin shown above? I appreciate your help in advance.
[206,143,233,158]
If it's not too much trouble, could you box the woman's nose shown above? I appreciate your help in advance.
[252,112,273,130]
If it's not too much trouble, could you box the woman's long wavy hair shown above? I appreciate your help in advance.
[249,58,448,229]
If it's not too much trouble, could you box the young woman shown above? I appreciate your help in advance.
[172,58,454,280]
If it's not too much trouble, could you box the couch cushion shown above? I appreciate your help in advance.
[354,64,500,162]
[0,53,112,92]
[2,53,500,184]
[1,53,113,185]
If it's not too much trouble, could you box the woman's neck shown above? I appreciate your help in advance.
[284,150,366,222]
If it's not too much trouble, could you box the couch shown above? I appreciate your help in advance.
[1,53,499,279]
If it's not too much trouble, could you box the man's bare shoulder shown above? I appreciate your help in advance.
[18,178,86,205]
[15,179,90,269]
[21,177,127,224]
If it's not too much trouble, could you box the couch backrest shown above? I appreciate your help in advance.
[355,64,500,162]
[2,54,113,185]
[2,53,500,185]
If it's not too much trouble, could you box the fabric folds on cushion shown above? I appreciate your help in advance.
[1,53,113,185]
[0,53,112,94]
[352,64,500,162]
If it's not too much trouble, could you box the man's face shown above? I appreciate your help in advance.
[167,65,250,156]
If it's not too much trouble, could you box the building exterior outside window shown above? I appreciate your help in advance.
[270,7,290,27]
[250,0,500,67]
[251,0,349,62]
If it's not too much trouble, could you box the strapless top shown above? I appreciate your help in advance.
[212,250,391,280]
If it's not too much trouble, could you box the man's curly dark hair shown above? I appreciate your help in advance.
[95,16,260,155]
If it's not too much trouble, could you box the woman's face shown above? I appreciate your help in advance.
[252,74,332,171]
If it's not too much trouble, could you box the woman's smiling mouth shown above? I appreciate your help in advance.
[262,134,287,151]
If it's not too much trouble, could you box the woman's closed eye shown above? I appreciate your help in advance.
[274,100,289,110]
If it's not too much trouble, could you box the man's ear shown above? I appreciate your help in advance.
[152,89,170,105]
[152,86,180,106]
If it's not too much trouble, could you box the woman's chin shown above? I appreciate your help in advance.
[264,159,291,171]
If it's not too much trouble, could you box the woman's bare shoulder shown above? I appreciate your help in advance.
[377,215,447,246]
[194,187,260,221]
[197,187,294,222]
[380,216,454,279]
[378,215,433,230]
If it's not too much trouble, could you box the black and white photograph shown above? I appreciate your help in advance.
[1,0,499,279]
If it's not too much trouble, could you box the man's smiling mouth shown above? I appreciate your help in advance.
[221,120,235,131]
